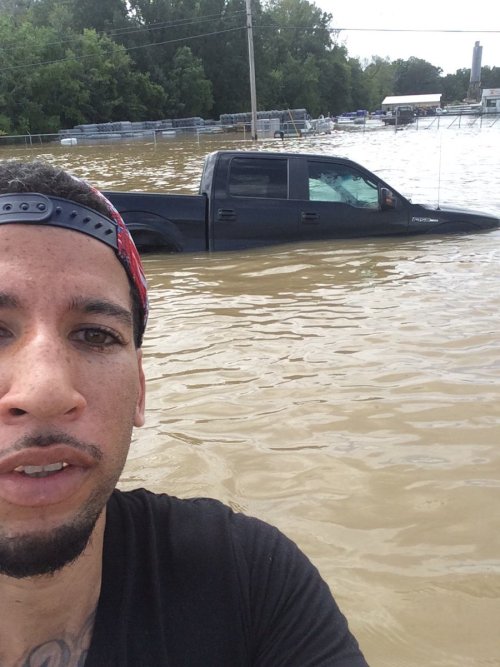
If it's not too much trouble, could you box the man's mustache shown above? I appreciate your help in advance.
[4,431,103,461]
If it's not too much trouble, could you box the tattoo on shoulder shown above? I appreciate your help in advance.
[19,613,94,667]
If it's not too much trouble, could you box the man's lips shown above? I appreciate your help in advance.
[0,445,98,507]
[0,445,97,475]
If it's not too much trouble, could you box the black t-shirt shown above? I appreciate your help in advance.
[85,489,369,666]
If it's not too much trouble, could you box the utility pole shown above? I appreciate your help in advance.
[245,0,258,141]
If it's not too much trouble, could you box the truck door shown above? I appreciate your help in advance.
[210,156,301,250]
[298,159,409,238]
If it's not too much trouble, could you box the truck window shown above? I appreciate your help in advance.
[308,161,379,208]
[228,158,288,199]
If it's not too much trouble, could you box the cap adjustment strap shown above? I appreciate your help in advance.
[0,193,118,248]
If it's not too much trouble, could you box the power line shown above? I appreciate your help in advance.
[106,10,246,37]
[0,26,245,72]
[257,25,500,34]
[0,21,498,73]
[0,11,246,54]
[1,18,496,58]
[335,28,500,33]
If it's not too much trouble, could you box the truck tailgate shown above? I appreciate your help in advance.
[104,191,208,251]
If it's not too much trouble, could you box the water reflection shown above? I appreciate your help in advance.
[1,127,500,666]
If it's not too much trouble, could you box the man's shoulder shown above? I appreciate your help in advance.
[101,489,369,666]
[105,488,320,595]
[109,487,255,525]
[104,488,292,594]
[107,487,277,550]
[109,487,230,515]
[108,488,325,590]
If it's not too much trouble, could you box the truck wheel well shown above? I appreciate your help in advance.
[119,212,184,252]
[129,229,180,252]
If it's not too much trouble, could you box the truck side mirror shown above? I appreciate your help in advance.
[380,187,396,210]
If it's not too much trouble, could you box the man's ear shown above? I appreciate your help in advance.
[134,350,146,427]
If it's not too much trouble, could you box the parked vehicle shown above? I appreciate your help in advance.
[104,150,500,252]
[273,120,313,138]
[381,106,415,126]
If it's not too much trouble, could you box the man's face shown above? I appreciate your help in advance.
[0,225,145,576]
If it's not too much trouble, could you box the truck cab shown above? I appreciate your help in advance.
[202,151,409,250]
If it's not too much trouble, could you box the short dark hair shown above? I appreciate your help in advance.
[0,160,109,214]
[0,159,143,347]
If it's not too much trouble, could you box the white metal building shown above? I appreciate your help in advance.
[381,94,442,111]
[481,88,500,113]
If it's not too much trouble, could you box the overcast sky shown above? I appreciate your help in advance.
[315,0,500,76]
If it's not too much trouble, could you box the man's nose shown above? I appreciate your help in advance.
[0,333,87,424]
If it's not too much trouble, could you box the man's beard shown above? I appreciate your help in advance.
[0,488,107,579]
[0,429,129,579]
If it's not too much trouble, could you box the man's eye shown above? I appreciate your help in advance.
[72,328,121,347]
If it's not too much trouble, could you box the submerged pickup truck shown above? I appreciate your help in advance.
[104,150,499,252]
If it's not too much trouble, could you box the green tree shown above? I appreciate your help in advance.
[257,0,336,113]
[0,14,167,133]
[440,68,469,103]
[0,0,33,21]
[262,0,332,60]
[30,0,77,32]
[74,29,167,123]
[316,46,352,115]
[347,57,372,111]
[0,17,75,133]
[265,53,321,111]
[123,0,195,91]
[392,57,443,95]
[165,46,213,117]
[481,66,500,89]
[65,0,129,32]
[196,0,251,116]
[360,57,396,109]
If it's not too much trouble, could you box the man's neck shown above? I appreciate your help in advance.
[0,512,105,667]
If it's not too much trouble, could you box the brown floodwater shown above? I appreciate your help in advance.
[1,124,499,666]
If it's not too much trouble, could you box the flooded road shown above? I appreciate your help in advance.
[2,122,499,665]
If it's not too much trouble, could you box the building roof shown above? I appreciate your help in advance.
[382,94,442,106]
